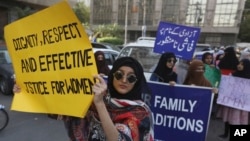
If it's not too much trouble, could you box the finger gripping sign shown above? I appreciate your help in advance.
[4,1,97,118]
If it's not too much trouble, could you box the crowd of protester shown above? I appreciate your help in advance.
[12,46,250,141]
[90,37,250,140]
[149,45,250,140]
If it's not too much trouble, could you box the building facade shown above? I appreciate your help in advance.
[90,0,245,46]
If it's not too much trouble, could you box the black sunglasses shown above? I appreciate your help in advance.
[113,71,137,84]
[167,59,177,63]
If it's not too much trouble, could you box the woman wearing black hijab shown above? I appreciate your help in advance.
[233,59,250,78]
[108,57,150,100]
[218,46,239,75]
[217,59,250,139]
[216,47,239,139]
[91,57,153,141]
[13,57,154,141]
[94,51,110,76]
[67,57,154,141]
[150,52,177,85]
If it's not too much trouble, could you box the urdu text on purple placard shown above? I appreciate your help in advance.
[154,21,201,60]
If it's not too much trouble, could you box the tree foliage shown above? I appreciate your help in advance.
[238,0,250,42]
[73,2,90,23]
[89,23,124,45]
[98,37,124,45]
[13,6,34,19]
[72,2,123,44]
[238,16,250,42]
[93,23,123,38]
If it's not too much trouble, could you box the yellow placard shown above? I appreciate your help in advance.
[4,1,97,118]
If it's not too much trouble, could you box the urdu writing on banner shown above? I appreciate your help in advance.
[217,75,250,112]
[154,21,201,60]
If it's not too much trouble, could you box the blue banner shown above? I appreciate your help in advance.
[147,81,213,141]
[154,21,201,60]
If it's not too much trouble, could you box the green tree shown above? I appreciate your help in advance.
[90,23,123,45]
[238,16,250,42]
[238,0,250,42]
[93,23,123,38]
[13,6,34,19]
[73,2,90,23]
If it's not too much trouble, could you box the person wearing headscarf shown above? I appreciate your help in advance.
[150,52,177,85]
[183,59,212,87]
[13,57,154,141]
[202,52,221,118]
[202,52,221,87]
[94,51,110,76]
[233,59,250,78]
[65,57,154,141]
[108,57,151,100]
[218,46,239,75]
[202,52,214,66]
[217,59,250,139]
[216,47,239,139]
[183,60,219,121]
[214,50,224,69]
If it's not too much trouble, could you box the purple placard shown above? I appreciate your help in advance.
[154,21,201,60]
